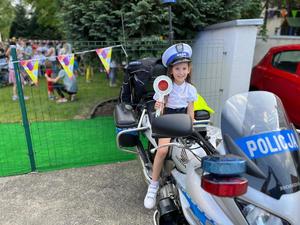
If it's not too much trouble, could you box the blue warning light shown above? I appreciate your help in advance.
[202,155,246,176]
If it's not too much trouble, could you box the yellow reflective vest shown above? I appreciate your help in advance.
[193,94,214,114]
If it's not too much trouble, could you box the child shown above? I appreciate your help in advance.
[144,43,197,209]
[45,63,78,103]
[45,42,57,76]
[73,55,81,77]
[108,59,117,87]
[36,49,46,76]
[44,60,55,100]
[6,41,29,101]
[83,54,93,83]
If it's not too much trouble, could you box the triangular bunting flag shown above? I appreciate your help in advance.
[292,10,298,18]
[57,54,74,78]
[96,47,112,74]
[21,59,39,84]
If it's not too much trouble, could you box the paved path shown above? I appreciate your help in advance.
[0,160,154,225]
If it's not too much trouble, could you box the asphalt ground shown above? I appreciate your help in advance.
[0,160,154,225]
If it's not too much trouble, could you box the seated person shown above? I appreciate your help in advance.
[45,64,77,103]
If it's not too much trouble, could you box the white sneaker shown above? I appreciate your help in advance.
[144,183,159,209]
[48,96,55,100]
[12,95,29,101]
[56,98,68,103]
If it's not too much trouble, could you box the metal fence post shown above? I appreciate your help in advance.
[10,45,36,172]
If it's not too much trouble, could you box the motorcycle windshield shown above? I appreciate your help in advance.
[221,91,300,199]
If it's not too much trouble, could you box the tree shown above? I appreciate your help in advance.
[61,0,165,42]
[0,0,15,40]
[9,1,64,40]
[9,4,30,38]
[25,0,62,28]
[27,11,63,40]
[171,0,242,39]
[240,0,262,19]
[61,0,263,42]
[8,0,264,41]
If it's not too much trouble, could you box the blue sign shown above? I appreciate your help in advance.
[161,0,176,3]
[235,130,299,159]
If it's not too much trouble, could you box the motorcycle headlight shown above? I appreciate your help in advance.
[235,199,290,225]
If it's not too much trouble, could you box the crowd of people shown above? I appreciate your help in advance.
[0,37,121,102]
[0,37,80,103]
[0,38,73,66]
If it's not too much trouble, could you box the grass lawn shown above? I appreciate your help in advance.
[0,71,121,123]
[0,71,137,177]
[0,116,136,176]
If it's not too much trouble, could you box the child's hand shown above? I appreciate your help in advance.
[44,75,50,81]
[154,101,164,111]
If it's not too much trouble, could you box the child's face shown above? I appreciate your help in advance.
[171,62,190,84]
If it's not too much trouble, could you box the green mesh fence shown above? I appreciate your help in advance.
[32,117,136,172]
[0,64,136,176]
[0,41,188,177]
[0,123,30,176]
[0,117,136,176]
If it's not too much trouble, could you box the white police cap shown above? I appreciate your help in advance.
[162,43,192,67]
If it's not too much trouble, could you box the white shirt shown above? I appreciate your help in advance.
[110,60,117,68]
[47,47,56,62]
[16,44,24,60]
[154,81,197,109]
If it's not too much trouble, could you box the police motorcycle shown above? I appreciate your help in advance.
[115,88,300,225]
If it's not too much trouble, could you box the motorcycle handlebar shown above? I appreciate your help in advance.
[191,130,219,155]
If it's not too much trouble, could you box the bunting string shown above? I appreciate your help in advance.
[11,44,127,64]
[10,44,127,83]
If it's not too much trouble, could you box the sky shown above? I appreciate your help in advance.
[11,0,21,7]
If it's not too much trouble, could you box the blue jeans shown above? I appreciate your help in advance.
[109,68,117,84]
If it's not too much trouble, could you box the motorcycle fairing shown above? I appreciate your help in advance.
[172,168,234,225]
[173,169,217,225]
[179,188,216,225]
[238,184,300,224]
[221,91,300,199]
[235,129,299,159]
